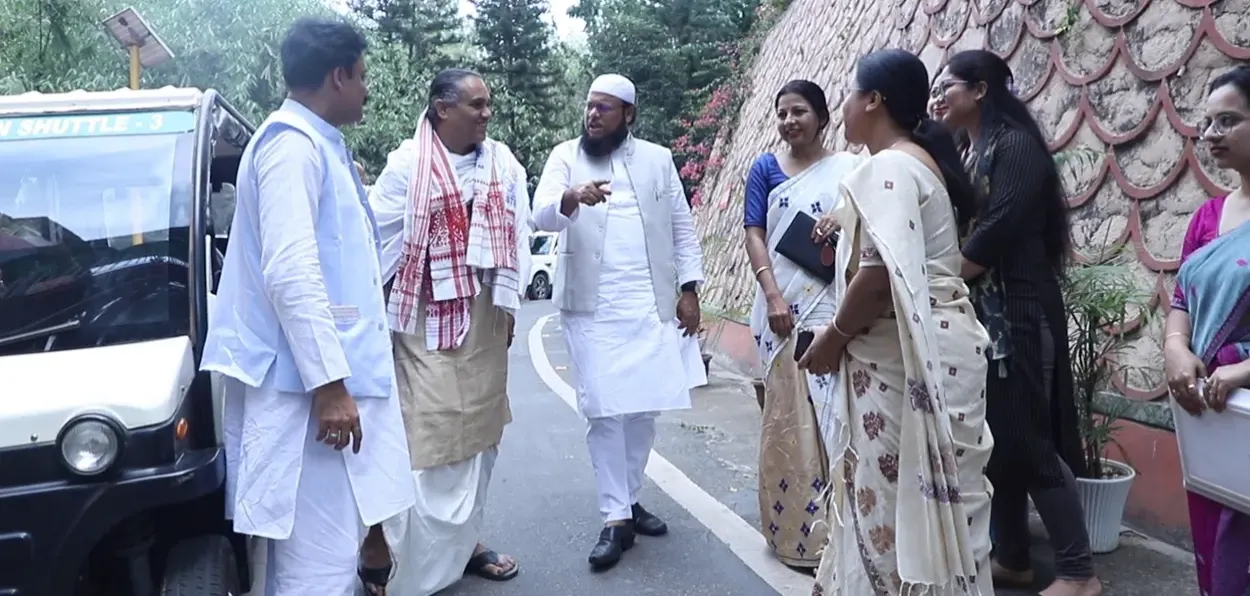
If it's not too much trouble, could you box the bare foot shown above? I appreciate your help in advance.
[1039,577,1103,596]
[991,559,1035,585]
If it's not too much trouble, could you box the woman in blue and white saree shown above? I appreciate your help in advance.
[743,79,864,569]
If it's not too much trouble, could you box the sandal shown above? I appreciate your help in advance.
[358,563,393,595]
[464,549,520,581]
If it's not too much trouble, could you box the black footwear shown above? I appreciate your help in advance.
[631,503,668,537]
[357,563,392,595]
[588,524,635,571]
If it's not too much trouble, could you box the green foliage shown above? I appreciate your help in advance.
[1062,253,1153,479]
[673,1,784,203]
[0,0,333,123]
[577,0,762,161]
[550,40,594,135]
[345,0,471,172]
[1053,145,1104,195]
[349,0,467,69]
[576,0,782,202]
[0,0,590,184]
[344,40,429,173]
[472,0,565,186]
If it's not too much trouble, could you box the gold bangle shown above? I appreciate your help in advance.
[832,318,853,338]
[1165,332,1188,345]
[754,266,771,279]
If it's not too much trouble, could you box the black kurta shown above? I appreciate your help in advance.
[963,127,1086,489]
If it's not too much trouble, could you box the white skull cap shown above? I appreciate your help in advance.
[588,74,636,105]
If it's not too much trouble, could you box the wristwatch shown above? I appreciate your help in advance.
[680,281,697,294]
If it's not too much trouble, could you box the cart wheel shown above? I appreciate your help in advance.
[161,535,240,596]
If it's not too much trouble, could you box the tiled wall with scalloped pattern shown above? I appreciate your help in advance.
[693,0,1249,402]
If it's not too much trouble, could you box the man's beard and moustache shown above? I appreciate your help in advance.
[580,120,630,158]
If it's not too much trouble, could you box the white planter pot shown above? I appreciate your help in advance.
[1074,459,1136,554]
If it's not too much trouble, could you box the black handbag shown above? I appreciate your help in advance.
[774,211,837,285]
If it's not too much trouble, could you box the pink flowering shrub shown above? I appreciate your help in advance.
[674,2,785,206]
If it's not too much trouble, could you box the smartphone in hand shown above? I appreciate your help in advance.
[794,330,815,362]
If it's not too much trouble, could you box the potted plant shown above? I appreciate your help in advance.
[1063,256,1151,553]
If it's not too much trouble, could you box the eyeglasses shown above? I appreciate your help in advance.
[929,80,968,100]
[1198,113,1246,138]
[585,102,620,115]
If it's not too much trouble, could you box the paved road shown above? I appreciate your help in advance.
[236,300,1189,596]
[438,301,1199,596]
[439,302,791,596]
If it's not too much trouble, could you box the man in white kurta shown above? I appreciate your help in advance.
[363,68,530,593]
[532,74,707,572]
[200,19,414,596]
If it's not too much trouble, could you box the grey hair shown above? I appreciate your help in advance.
[426,68,482,125]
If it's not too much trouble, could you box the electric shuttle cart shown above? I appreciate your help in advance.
[0,87,255,596]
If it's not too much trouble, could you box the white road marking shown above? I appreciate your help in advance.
[527,313,814,596]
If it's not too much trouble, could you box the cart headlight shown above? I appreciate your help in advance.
[59,418,121,475]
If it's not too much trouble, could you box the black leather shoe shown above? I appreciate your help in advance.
[588,524,635,570]
[631,503,668,537]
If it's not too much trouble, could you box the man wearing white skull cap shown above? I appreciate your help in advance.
[532,74,708,571]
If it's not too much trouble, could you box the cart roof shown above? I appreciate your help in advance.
[0,87,208,117]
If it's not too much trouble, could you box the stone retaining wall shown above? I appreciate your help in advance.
[692,0,1249,542]
[694,0,1249,405]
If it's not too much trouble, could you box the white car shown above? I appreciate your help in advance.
[527,232,558,300]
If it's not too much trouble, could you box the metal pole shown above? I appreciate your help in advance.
[127,45,143,244]
[128,44,141,90]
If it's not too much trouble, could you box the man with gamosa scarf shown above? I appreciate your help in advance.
[362,67,530,595]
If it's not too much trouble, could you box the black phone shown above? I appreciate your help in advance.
[794,330,815,362]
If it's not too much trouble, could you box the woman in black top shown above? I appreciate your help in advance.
[931,50,1103,596]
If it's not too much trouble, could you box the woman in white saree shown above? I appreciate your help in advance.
[799,49,995,595]
[744,79,864,569]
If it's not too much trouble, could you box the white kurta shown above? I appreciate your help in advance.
[216,126,414,596]
[562,157,703,419]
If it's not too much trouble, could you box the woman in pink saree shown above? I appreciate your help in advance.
[1165,64,1250,596]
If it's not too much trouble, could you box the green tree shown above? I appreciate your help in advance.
[576,0,758,145]
[345,0,482,173]
[0,0,586,181]
[0,0,334,123]
[346,40,430,173]
[472,0,562,184]
[550,40,593,138]
[349,0,466,69]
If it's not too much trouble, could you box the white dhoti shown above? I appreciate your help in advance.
[561,159,705,523]
[382,282,513,595]
[382,448,498,595]
[223,377,414,596]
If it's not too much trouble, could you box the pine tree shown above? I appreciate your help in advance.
[573,0,754,145]
[351,0,466,69]
[472,0,562,181]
